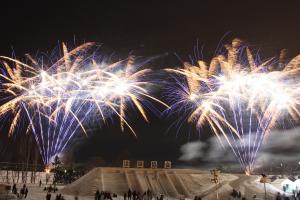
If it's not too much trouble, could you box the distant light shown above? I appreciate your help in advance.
[45,168,50,174]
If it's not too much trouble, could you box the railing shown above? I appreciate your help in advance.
[0,170,54,184]
[0,162,44,172]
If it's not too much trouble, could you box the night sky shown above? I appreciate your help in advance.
[0,0,300,167]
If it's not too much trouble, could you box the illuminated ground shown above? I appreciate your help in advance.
[61,167,267,199]
[1,168,291,200]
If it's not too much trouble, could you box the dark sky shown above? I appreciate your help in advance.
[1,1,300,55]
[0,0,300,166]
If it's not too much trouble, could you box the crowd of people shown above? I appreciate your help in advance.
[124,189,156,200]
[91,187,300,200]
[43,184,58,193]
[94,190,115,200]
[193,195,202,200]
[230,189,246,199]
[43,184,69,200]
[94,189,158,200]
[12,183,29,199]
[229,189,300,200]
[45,192,68,200]
[276,191,300,200]
[9,181,300,200]
[93,187,300,200]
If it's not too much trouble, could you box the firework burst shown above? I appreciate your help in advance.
[0,42,167,164]
[165,38,300,173]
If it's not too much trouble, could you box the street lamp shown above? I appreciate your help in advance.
[210,169,220,200]
[280,163,284,178]
[260,173,268,200]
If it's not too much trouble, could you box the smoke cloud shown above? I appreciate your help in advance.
[179,127,300,169]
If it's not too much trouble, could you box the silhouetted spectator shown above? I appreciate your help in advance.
[128,189,132,200]
[24,187,28,198]
[95,190,100,200]
[238,191,242,198]
[124,192,127,200]
[132,190,137,200]
[108,192,112,200]
[276,192,281,200]
[48,185,53,193]
[20,187,24,198]
[46,192,52,200]
[12,184,17,195]
[100,192,104,200]
[39,179,42,187]
[231,189,238,198]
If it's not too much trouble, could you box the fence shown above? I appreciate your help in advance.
[0,162,44,171]
[0,170,53,184]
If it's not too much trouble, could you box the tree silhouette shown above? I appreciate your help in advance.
[52,155,63,183]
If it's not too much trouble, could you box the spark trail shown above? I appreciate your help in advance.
[0,43,167,164]
[165,39,300,173]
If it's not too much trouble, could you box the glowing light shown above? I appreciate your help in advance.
[45,168,50,174]
[113,79,129,95]
[165,38,300,174]
[0,43,167,164]
[189,93,198,101]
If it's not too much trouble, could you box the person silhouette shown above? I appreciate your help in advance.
[128,189,132,200]
[46,192,51,200]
